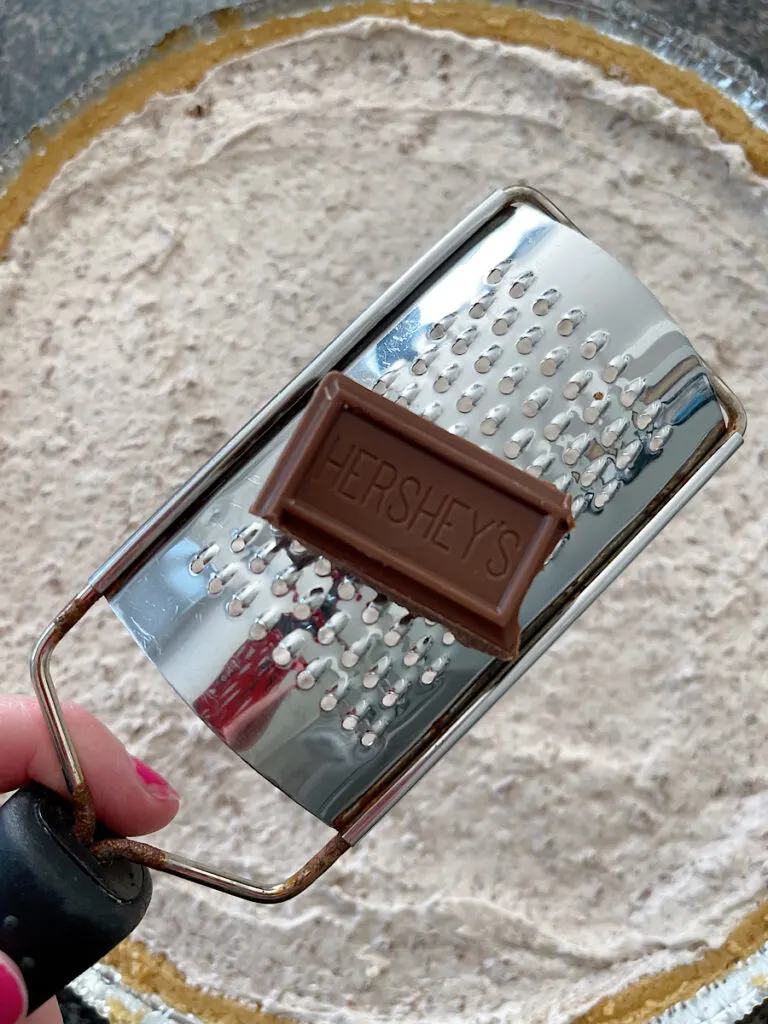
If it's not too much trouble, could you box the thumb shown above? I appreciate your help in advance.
[0,695,179,837]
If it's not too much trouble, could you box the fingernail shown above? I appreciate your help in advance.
[131,756,179,801]
[0,960,26,1024]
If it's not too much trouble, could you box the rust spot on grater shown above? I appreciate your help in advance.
[252,372,574,659]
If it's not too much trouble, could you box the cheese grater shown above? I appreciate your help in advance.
[29,185,746,905]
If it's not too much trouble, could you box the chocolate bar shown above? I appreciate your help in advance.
[252,372,574,659]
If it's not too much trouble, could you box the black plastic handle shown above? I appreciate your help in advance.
[0,783,152,1013]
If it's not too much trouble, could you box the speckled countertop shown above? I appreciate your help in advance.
[633,0,768,69]
[0,0,767,155]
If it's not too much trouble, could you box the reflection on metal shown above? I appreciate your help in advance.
[71,938,768,1024]
[649,942,768,1024]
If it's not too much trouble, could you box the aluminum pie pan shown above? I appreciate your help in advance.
[1,1,765,1022]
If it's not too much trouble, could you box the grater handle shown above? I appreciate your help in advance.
[0,783,152,1013]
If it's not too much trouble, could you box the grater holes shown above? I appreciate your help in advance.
[395,382,420,407]
[526,450,554,478]
[602,354,630,383]
[601,417,629,448]
[341,631,379,669]
[342,699,372,731]
[271,566,301,597]
[532,288,560,316]
[491,307,519,336]
[421,401,443,423]
[403,635,433,667]
[411,344,441,376]
[207,563,238,596]
[226,583,259,618]
[620,377,647,409]
[318,611,349,646]
[230,523,262,554]
[382,677,411,708]
[421,655,449,685]
[498,365,526,394]
[634,401,661,430]
[314,555,332,577]
[361,716,391,748]
[320,677,349,712]
[580,455,610,488]
[509,270,535,299]
[481,405,508,436]
[486,259,511,285]
[563,432,591,466]
[563,370,592,400]
[362,594,388,624]
[294,586,326,621]
[373,364,404,395]
[469,292,494,319]
[522,387,552,418]
[540,347,569,378]
[543,410,572,441]
[284,537,313,569]
[649,426,672,453]
[457,382,485,413]
[272,629,306,667]
[190,543,219,575]
[363,654,391,689]
[337,577,358,601]
[475,345,502,373]
[556,308,585,336]
[504,428,534,460]
[571,493,591,518]
[580,330,609,360]
[249,607,280,641]
[516,326,543,355]
[384,613,414,647]
[296,657,331,691]
[249,537,282,574]
[428,312,458,340]
[289,601,442,735]
[543,536,567,566]
[583,395,610,425]
[434,363,460,393]
[451,327,477,355]
[616,439,642,470]
[593,480,620,509]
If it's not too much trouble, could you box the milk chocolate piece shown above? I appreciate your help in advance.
[252,372,574,659]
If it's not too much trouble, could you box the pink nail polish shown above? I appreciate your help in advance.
[0,960,26,1024]
[131,756,179,800]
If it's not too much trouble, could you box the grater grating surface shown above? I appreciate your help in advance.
[102,191,735,832]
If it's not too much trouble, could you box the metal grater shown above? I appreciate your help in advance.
[32,186,746,902]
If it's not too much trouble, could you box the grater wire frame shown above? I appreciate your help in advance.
[28,186,746,902]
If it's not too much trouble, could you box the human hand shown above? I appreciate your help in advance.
[0,694,180,1023]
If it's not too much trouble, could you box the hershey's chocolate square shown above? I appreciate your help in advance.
[252,372,574,659]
